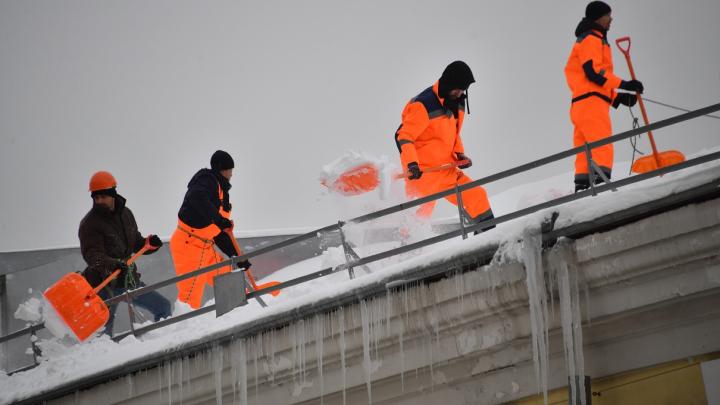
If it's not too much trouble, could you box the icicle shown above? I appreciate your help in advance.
[212,344,223,405]
[522,227,549,405]
[315,314,325,405]
[398,308,405,393]
[126,374,135,398]
[237,339,248,405]
[253,336,259,401]
[339,307,348,405]
[360,300,373,404]
[554,244,586,405]
[167,359,173,405]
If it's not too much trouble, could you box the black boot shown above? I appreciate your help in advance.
[472,211,496,235]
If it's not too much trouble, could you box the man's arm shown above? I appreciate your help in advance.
[78,224,117,279]
[185,175,228,228]
[396,102,430,169]
[577,36,622,90]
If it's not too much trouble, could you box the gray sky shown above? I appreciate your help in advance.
[1,0,719,251]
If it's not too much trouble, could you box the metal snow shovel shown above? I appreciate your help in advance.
[323,159,471,196]
[616,36,685,174]
[224,228,281,297]
[43,240,153,342]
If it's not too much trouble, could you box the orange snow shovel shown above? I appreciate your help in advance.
[43,239,153,342]
[324,160,470,196]
[224,228,281,297]
[616,36,685,174]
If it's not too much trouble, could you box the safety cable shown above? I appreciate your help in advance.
[626,105,644,175]
[643,96,720,120]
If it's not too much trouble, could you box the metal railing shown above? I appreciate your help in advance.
[2,102,719,373]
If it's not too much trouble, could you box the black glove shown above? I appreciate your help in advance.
[619,79,644,94]
[407,162,423,180]
[456,153,473,169]
[235,258,252,270]
[216,217,233,231]
[114,260,129,278]
[147,234,163,249]
[613,92,638,109]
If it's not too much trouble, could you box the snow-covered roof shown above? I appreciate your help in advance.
[2,148,720,404]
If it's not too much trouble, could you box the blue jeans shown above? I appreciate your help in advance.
[98,282,172,336]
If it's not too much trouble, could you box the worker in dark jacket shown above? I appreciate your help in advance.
[169,150,250,309]
[565,1,643,192]
[79,171,171,336]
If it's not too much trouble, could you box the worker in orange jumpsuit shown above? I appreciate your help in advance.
[169,150,251,309]
[565,1,644,192]
[395,60,494,233]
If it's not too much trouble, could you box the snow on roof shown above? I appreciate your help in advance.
[1,148,719,404]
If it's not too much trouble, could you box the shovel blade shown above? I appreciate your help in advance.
[256,281,282,297]
[330,163,380,196]
[631,150,686,174]
[44,272,109,342]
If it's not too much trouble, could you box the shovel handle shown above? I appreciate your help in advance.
[614,36,660,163]
[224,228,262,291]
[615,36,631,56]
[91,239,152,296]
[395,159,470,180]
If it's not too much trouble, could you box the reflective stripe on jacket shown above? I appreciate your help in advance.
[565,29,622,104]
[395,81,465,168]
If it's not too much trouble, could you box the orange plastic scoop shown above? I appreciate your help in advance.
[43,241,151,342]
[616,36,685,174]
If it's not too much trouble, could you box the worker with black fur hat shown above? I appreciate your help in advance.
[169,150,250,309]
[393,61,494,232]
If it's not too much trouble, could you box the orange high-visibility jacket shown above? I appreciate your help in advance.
[395,81,465,169]
[565,29,622,104]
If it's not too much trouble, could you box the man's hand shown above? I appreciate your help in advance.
[613,92,638,109]
[216,217,233,231]
[619,79,644,94]
[407,162,423,180]
[235,258,252,270]
[147,234,163,249]
[114,260,129,279]
[456,153,473,169]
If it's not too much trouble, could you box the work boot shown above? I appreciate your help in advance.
[472,210,496,235]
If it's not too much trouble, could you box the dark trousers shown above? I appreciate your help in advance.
[98,282,172,336]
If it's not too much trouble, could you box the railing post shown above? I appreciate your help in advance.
[125,291,136,337]
[338,221,356,279]
[29,330,41,367]
[584,142,597,196]
[0,274,7,371]
[455,184,468,240]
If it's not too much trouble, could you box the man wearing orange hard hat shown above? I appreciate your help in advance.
[79,171,171,336]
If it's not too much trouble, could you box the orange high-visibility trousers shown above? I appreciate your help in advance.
[405,168,492,220]
[571,96,613,180]
[169,221,231,309]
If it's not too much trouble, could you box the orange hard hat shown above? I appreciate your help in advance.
[89,171,117,192]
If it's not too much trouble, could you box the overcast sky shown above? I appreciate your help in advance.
[1,0,719,251]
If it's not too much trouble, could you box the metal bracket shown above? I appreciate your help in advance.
[214,270,248,317]
[125,290,136,337]
[455,184,468,239]
[338,221,373,279]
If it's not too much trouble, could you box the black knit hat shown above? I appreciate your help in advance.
[210,150,234,171]
[586,1,611,21]
[439,61,475,92]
